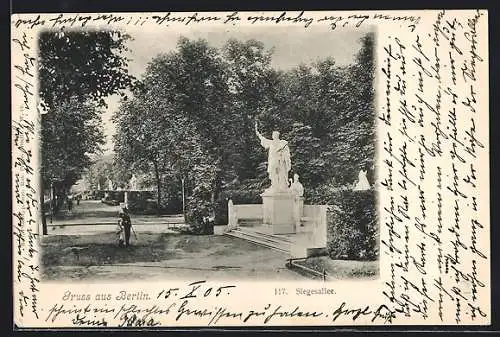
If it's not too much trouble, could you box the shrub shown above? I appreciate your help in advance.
[94,191,105,199]
[127,191,157,214]
[325,189,378,261]
[184,196,214,234]
[158,179,184,214]
[184,185,262,233]
[159,194,183,214]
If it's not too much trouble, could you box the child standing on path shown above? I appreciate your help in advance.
[117,206,133,247]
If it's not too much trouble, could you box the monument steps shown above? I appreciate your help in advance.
[229,227,293,246]
[248,228,294,243]
[225,228,291,254]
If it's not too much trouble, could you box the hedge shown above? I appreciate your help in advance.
[127,191,157,214]
[125,191,183,215]
[184,196,214,234]
[326,189,378,261]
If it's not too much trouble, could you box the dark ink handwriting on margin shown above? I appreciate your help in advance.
[247,11,313,28]
[14,15,46,29]
[263,305,322,324]
[118,313,160,327]
[12,32,30,51]
[331,302,398,324]
[72,313,108,327]
[177,280,235,300]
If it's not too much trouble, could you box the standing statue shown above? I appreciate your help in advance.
[289,173,304,197]
[289,173,304,227]
[255,121,291,192]
[129,174,138,191]
[353,169,370,191]
[107,177,114,191]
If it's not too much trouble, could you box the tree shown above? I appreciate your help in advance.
[156,38,231,208]
[270,33,375,188]
[83,154,129,191]
[113,91,210,214]
[113,97,165,210]
[285,122,324,188]
[331,32,376,184]
[41,98,105,190]
[39,30,134,217]
[222,39,276,182]
[38,30,134,109]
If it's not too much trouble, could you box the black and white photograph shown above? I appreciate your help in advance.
[12,9,492,328]
[38,25,378,282]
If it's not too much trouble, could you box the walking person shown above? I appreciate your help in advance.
[118,206,133,247]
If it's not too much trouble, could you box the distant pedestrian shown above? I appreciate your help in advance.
[67,194,73,212]
[118,207,133,247]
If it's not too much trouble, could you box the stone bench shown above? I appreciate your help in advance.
[227,202,263,229]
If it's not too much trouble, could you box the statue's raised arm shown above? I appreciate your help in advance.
[255,121,270,148]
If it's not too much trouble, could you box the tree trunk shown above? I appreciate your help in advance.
[52,183,57,215]
[41,183,47,235]
[211,160,225,222]
[153,160,161,215]
[53,183,60,215]
[181,175,186,219]
[212,171,222,207]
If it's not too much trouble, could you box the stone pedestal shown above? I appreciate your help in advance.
[227,199,237,230]
[261,191,296,234]
[294,196,304,227]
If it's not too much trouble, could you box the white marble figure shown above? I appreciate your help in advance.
[289,173,304,197]
[255,121,291,192]
[107,177,114,191]
[129,174,138,191]
[289,173,304,227]
[353,170,370,191]
[97,182,101,191]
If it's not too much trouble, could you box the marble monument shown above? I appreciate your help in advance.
[353,169,370,191]
[129,174,138,191]
[255,122,297,234]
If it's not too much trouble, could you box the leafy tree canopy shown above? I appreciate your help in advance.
[112,32,375,227]
[38,30,134,109]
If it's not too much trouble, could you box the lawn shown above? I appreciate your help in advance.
[40,232,306,281]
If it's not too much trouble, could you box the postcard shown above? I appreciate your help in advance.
[11,9,489,328]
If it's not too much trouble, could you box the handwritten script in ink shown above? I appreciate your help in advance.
[379,9,488,323]
[12,30,40,323]
[38,282,402,326]
[11,11,421,32]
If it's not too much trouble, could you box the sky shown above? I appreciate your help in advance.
[102,25,371,153]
